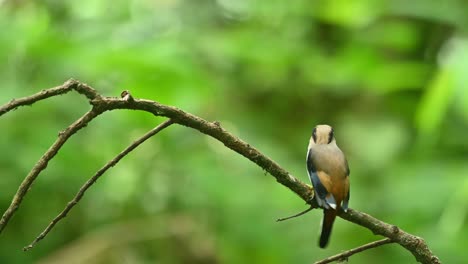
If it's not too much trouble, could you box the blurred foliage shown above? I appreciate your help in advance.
[0,0,467,263]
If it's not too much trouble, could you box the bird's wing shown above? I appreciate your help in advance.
[307,149,329,202]
[342,158,350,211]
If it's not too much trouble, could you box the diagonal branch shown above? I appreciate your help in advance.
[23,119,174,251]
[92,98,442,264]
[0,108,105,234]
[95,97,315,203]
[314,238,394,264]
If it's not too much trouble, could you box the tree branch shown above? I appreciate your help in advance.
[0,108,105,234]
[339,209,440,264]
[314,238,394,264]
[0,79,441,264]
[23,119,174,251]
[0,79,99,117]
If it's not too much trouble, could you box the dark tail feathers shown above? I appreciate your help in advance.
[319,209,337,248]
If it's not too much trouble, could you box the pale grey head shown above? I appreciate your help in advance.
[309,124,336,146]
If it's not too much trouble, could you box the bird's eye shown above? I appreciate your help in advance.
[312,128,317,142]
[328,128,334,144]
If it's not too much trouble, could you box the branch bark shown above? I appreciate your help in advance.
[314,238,394,264]
[0,79,441,264]
[0,109,104,234]
[23,119,174,251]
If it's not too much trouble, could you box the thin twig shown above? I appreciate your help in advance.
[314,238,394,264]
[23,119,174,251]
[277,206,314,222]
[0,108,104,234]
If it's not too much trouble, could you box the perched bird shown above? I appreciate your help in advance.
[306,124,350,248]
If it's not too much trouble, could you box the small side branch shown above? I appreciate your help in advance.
[0,79,99,117]
[23,119,174,251]
[277,206,314,222]
[0,80,75,116]
[314,238,394,264]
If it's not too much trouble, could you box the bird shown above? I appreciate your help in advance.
[306,124,350,248]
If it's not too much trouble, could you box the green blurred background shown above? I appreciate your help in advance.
[1,0,467,263]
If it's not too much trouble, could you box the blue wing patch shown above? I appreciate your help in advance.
[306,149,329,207]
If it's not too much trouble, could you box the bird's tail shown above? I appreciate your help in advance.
[319,209,337,248]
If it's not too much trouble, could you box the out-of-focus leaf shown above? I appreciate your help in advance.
[415,69,453,136]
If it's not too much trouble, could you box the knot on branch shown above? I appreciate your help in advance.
[121,90,134,101]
